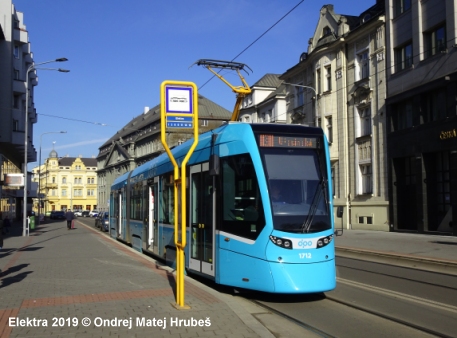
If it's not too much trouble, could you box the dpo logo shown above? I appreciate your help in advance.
[297,240,313,248]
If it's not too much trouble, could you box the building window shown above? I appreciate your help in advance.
[13,46,19,59]
[394,100,413,130]
[423,88,446,122]
[316,69,321,94]
[62,189,67,197]
[14,69,20,80]
[74,189,83,197]
[325,66,332,91]
[52,177,56,183]
[360,164,373,194]
[394,0,411,17]
[424,25,446,58]
[395,43,413,72]
[13,95,20,109]
[322,26,331,37]
[296,85,304,107]
[201,119,208,127]
[356,50,369,81]
[359,107,372,136]
[326,116,333,143]
[87,189,95,196]
[62,177,67,184]
[13,119,19,131]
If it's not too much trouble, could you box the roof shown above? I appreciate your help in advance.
[99,94,231,149]
[59,157,97,167]
[252,74,283,88]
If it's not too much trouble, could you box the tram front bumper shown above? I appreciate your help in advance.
[268,259,336,293]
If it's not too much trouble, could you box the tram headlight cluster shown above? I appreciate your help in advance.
[316,235,333,249]
[269,235,292,249]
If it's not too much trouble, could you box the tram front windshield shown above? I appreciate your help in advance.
[260,147,331,233]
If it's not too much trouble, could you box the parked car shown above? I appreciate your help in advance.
[95,212,109,231]
[74,210,83,217]
[82,211,90,217]
[89,210,99,217]
[50,210,65,220]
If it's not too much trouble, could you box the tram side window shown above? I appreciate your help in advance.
[130,182,145,221]
[220,154,265,240]
[160,174,174,224]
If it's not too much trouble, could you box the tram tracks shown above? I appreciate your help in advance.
[239,257,457,338]
[248,284,452,338]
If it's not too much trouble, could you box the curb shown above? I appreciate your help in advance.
[336,246,457,276]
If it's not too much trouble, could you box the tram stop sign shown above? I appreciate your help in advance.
[164,85,194,129]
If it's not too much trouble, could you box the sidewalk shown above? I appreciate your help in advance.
[335,229,457,275]
[0,220,318,338]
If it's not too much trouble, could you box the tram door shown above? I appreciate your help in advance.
[147,177,159,254]
[189,163,215,276]
[118,190,123,236]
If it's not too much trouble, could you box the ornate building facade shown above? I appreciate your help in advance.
[32,150,98,214]
[280,2,388,231]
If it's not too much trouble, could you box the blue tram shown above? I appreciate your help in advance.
[110,122,337,293]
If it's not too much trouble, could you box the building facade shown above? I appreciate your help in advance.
[32,150,98,214]
[385,0,457,235]
[238,74,287,123]
[96,96,232,212]
[0,1,37,220]
[280,2,388,231]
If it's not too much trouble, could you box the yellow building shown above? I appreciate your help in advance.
[32,149,98,215]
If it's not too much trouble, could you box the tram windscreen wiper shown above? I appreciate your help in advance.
[301,178,327,233]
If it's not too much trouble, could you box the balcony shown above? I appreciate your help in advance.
[13,28,28,44]
[13,79,26,94]
[45,183,58,189]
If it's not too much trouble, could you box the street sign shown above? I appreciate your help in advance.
[164,85,194,129]
[166,116,193,128]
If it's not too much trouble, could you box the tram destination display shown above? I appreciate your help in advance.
[258,134,317,148]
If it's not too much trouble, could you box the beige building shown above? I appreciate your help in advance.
[280,2,388,231]
[32,149,98,214]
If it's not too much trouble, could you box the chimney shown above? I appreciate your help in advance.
[144,107,150,114]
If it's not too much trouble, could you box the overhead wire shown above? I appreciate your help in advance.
[37,8,455,132]
[198,0,305,90]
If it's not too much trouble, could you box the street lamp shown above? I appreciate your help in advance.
[23,58,69,236]
[283,83,318,126]
[38,131,67,225]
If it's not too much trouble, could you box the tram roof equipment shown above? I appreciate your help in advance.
[191,59,252,122]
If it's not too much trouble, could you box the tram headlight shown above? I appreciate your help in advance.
[269,235,293,249]
[316,235,333,249]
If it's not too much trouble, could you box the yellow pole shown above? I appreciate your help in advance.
[160,80,199,309]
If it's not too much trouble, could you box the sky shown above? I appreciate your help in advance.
[14,0,375,168]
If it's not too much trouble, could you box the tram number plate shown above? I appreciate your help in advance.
[299,253,312,259]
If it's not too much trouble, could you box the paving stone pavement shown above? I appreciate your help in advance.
[0,219,317,338]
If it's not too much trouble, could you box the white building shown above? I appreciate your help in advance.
[0,1,37,220]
